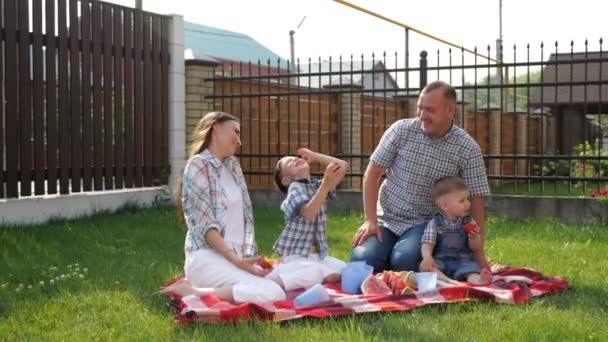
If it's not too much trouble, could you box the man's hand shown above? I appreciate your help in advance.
[352,219,382,247]
[419,257,437,272]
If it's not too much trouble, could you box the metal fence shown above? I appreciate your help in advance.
[206,38,607,196]
[0,0,170,199]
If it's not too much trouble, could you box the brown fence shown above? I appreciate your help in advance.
[1,0,170,199]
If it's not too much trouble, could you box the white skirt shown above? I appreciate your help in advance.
[185,248,286,304]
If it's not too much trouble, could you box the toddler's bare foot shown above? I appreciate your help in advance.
[479,268,492,285]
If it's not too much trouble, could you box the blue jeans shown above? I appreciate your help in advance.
[349,224,426,273]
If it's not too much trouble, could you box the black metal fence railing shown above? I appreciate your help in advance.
[205,39,607,197]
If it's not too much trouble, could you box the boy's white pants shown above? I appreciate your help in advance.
[266,254,347,291]
[184,248,286,304]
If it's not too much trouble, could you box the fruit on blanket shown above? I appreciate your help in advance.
[361,274,392,295]
[381,271,416,294]
[257,257,275,269]
[463,222,477,234]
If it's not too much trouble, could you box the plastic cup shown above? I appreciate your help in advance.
[415,272,438,292]
[340,261,374,294]
[293,283,330,307]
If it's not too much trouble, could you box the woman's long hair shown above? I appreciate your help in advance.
[176,112,240,228]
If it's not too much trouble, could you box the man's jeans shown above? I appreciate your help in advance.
[350,224,426,273]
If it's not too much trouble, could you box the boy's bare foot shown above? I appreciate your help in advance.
[323,273,341,284]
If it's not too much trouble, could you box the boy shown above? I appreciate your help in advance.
[268,148,349,291]
[419,176,492,285]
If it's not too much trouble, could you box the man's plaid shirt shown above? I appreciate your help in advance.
[273,179,335,259]
[370,118,490,235]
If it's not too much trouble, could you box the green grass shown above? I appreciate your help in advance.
[1,206,607,341]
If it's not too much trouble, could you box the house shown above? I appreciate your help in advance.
[529,51,608,153]
[184,21,289,78]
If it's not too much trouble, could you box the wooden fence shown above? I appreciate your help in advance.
[0,0,170,199]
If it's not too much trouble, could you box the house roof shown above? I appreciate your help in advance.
[184,21,286,64]
[529,51,608,106]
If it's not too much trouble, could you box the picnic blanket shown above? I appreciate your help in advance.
[161,265,568,324]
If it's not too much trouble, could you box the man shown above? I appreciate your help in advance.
[350,80,490,272]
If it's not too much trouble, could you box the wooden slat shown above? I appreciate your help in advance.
[57,0,70,194]
[92,0,103,190]
[113,5,124,188]
[45,0,58,195]
[152,15,161,181]
[69,0,82,193]
[4,0,18,198]
[124,9,134,188]
[0,0,4,198]
[133,10,144,187]
[103,3,114,190]
[32,0,45,195]
[142,13,153,186]
[18,0,32,196]
[161,16,169,181]
[81,0,93,191]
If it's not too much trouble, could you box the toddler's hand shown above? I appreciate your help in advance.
[322,162,345,190]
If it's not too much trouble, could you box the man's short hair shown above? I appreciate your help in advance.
[430,176,468,201]
[421,80,457,104]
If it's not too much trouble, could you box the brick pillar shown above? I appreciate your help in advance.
[184,59,220,157]
[455,101,468,128]
[487,108,502,185]
[515,112,528,176]
[326,80,363,190]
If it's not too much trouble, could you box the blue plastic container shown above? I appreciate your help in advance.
[340,261,373,294]
[293,283,330,307]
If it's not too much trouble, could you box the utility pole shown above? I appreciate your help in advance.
[289,16,307,73]
[135,0,142,10]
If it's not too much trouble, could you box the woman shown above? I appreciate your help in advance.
[163,111,285,303]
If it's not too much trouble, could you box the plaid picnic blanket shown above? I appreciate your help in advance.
[161,265,568,324]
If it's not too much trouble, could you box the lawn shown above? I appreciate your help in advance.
[0,206,607,341]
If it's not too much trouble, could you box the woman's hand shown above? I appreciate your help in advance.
[238,257,271,277]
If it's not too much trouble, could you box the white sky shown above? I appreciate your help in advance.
[107,0,606,64]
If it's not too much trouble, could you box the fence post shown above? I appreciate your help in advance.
[419,50,428,90]
[168,14,186,201]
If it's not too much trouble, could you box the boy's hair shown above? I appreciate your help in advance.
[273,158,289,193]
[430,176,468,202]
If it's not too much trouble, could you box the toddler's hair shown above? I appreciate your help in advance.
[430,176,468,201]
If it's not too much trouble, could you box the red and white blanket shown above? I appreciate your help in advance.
[161,266,569,324]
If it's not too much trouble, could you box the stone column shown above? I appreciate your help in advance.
[325,80,363,190]
[487,107,502,185]
[455,100,469,128]
[184,59,220,156]
[167,14,185,200]
[515,112,528,176]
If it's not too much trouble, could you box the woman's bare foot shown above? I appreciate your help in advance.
[159,278,195,297]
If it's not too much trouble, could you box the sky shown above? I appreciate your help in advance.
[106,0,606,64]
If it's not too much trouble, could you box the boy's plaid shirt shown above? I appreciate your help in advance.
[273,179,335,259]
[182,149,257,257]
